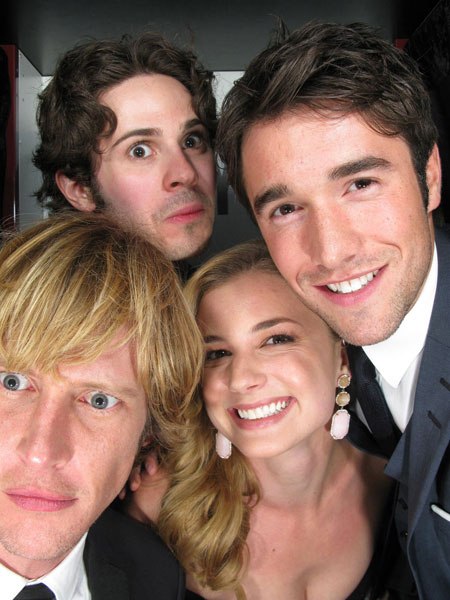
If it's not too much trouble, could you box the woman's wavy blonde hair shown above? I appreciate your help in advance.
[0,212,203,450]
[158,239,281,599]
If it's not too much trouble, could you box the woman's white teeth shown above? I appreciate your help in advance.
[327,270,377,294]
[237,400,288,420]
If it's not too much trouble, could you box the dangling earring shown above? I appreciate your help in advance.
[330,372,351,440]
[215,431,232,459]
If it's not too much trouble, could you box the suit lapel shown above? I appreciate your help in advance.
[84,529,130,600]
[407,343,450,536]
[403,228,450,537]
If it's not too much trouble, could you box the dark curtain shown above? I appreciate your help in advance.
[0,46,10,219]
[406,0,450,223]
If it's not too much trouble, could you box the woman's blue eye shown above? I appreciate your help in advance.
[88,391,119,410]
[0,372,30,391]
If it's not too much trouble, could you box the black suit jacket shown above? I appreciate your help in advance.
[84,508,185,599]
[350,227,450,599]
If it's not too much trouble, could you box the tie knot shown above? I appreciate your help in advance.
[13,583,55,600]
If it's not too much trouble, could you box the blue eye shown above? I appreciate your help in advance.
[87,391,119,410]
[0,372,30,391]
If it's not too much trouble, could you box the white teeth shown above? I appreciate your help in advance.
[340,281,352,293]
[349,278,362,292]
[327,270,378,294]
[237,400,288,420]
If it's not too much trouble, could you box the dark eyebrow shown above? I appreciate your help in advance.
[329,156,391,180]
[111,119,206,149]
[252,184,290,216]
[252,156,392,215]
[112,127,162,148]
[184,118,205,131]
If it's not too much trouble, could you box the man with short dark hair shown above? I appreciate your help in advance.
[0,212,202,598]
[218,21,449,598]
[33,32,217,261]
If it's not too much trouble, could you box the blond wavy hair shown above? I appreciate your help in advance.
[158,239,280,599]
[0,212,203,450]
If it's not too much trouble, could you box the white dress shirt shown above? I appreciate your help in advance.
[363,245,438,432]
[1,532,91,600]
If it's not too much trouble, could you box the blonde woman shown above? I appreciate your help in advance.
[128,240,399,600]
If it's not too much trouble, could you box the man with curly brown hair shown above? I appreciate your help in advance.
[34,32,217,261]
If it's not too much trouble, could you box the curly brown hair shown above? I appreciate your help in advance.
[33,31,217,212]
[217,21,437,215]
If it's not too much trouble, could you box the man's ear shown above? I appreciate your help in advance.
[55,171,96,212]
[426,144,442,214]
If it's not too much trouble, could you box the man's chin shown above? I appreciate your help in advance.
[163,232,213,262]
[0,522,85,576]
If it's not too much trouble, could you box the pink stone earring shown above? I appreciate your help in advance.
[215,431,232,459]
[330,372,351,440]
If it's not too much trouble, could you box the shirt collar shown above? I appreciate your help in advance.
[37,533,88,600]
[0,533,88,600]
[0,560,27,600]
[363,244,438,387]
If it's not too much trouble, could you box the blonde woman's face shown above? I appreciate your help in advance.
[197,271,345,459]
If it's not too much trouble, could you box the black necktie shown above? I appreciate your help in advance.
[13,583,56,600]
[347,345,401,458]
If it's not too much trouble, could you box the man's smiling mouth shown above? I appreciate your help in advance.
[326,270,379,294]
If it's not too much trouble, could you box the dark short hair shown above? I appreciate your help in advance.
[33,31,217,212]
[217,21,438,213]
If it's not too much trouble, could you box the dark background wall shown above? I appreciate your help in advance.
[0,0,440,76]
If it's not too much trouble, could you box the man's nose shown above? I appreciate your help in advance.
[162,147,198,190]
[16,397,74,469]
[306,206,363,271]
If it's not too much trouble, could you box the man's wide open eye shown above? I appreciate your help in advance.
[129,143,152,159]
[87,391,120,410]
[0,372,30,391]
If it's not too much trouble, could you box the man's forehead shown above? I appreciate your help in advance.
[98,72,194,112]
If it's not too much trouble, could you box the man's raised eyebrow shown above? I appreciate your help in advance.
[112,127,162,148]
[184,118,205,131]
[329,156,391,180]
[252,184,290,216]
